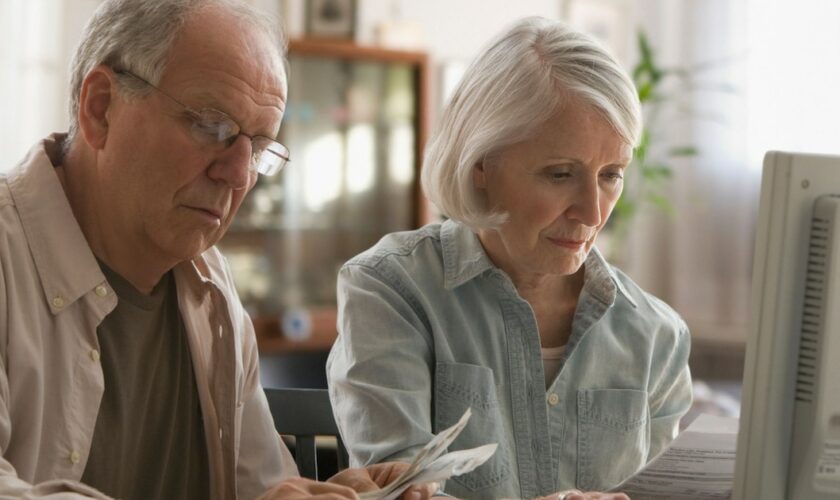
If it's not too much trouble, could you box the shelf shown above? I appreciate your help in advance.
[219,40,430,354]
[289,39,428,65]
[253,307,338,353]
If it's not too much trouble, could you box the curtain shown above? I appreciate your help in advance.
[0,0,110,171]
[0,0,69,171]
[625,0,840,346]
[623,0,758,345]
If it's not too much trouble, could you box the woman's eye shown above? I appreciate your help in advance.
[548,170,572,181]
[602,171,624,182]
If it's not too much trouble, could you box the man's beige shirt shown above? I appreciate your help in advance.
[0,136,297,499]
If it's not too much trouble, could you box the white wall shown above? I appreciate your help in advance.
[0,0,580,168]
[357,0,560,60]
[283,0,562,126]
[283,0,559,59]
[0,0,100,168]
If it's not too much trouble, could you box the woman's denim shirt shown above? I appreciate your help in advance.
[327,220,692,499]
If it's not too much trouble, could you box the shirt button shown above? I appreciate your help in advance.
[69,450,80,464]
[218,325,223,339]
[52,296,65,308]
[90,350,100,362]
[95,285,108,297]
[548,393,560,406]
[219,427,223,439]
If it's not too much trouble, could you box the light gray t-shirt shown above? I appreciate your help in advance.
[81,262,209,500]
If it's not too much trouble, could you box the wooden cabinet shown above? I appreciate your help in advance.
[218,40,429,352]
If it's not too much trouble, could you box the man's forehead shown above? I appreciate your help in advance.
[149,18,286,139]
[172,5,286,82]
[163,8,287,97]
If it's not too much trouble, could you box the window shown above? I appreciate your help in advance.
[0,0,67,171]
[745,0,840,166]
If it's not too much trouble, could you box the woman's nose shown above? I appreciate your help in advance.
[567,179,602,228]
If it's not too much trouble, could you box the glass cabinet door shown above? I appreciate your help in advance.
[218,41,427,346]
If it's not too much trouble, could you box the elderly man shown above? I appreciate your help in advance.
[0,1,432,499]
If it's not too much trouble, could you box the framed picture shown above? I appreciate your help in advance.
[305,0,357,40]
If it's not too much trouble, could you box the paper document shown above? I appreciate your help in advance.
[359,408,498,500]
[612,413,738,500]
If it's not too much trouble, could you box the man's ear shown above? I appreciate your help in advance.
[472,160,487,189]
[77,65,117,150]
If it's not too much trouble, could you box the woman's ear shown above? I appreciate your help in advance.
[77,65,116,150]
[473,161,487,189]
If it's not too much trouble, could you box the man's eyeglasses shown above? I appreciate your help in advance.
[114,69,290,176]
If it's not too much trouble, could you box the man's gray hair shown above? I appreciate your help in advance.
[421,16,642,229]
[66,0,287,150]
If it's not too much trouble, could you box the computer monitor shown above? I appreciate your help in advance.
[733,151,840,500]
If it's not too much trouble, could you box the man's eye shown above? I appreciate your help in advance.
[192,114,236,142]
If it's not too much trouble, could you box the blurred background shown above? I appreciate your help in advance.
[3,0,838,416]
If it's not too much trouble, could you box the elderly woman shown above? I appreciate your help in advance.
[327,17,692,500]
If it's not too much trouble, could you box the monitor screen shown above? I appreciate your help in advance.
[733,151,840,500]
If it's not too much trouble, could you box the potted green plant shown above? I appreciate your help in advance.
[604,30,704,261]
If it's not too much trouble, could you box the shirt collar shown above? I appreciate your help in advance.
[440,219,496,290]
[6,135,228,315]
[439,219,637,308]
[583,246,638,308]
[173,246,231,298]
[6,134,108,314]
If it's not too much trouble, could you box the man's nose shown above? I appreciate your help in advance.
[208,135,253,190]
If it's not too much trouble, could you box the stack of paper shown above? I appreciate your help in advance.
[613,413,739,500]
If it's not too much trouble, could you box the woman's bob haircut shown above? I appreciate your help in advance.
[421,16,642,229]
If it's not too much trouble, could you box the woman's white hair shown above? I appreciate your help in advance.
[421,16,642,229]
[65,0,287,151]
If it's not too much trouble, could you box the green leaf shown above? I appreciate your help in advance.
[646,194,676,216]
[638,82,654,102]
[638,30,653,61]
[641,165,672,180]
[634,130,651,164]
[633,30,664,88]
[611,195,636,221]
[668,146,699,157]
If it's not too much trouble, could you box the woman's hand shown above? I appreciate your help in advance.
[257,462,439,499]
[329,461,439,499]
[538,489,631,500]
[362,462,440,499]
[256,476,359,499]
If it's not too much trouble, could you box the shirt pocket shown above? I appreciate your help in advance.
[434,362,511,493]
[576,388,650,491]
